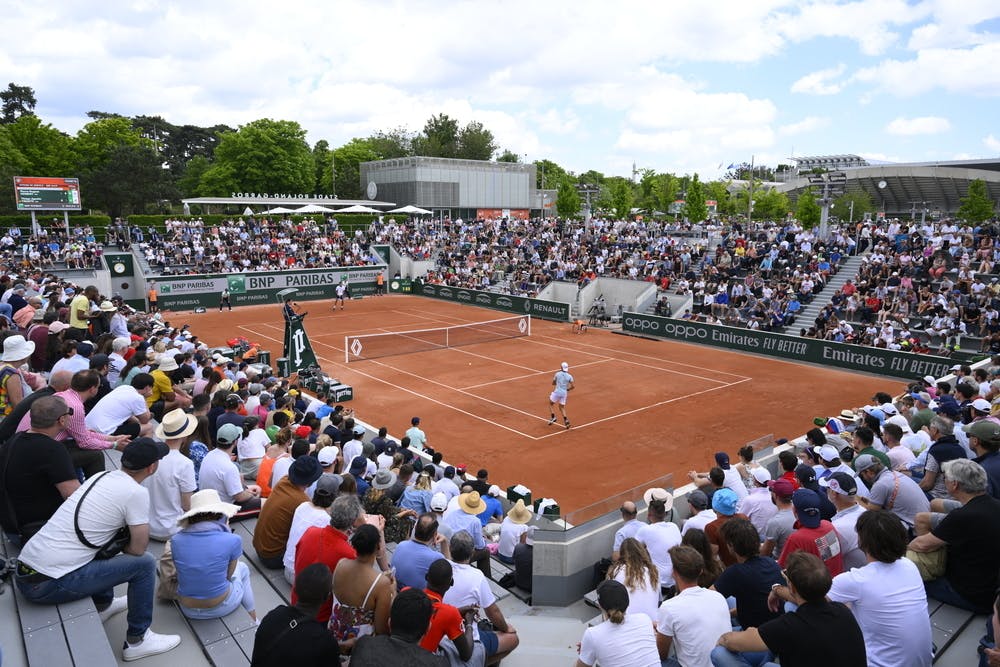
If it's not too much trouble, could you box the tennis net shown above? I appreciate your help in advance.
[344,315,531,362]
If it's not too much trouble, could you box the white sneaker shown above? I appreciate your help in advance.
[98,596,128,623]
[122,630,181,661]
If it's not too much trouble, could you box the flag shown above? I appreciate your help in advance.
[727,163,737,170]
[284,312,318,374]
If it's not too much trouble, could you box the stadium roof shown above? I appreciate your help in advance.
[777,158,1000,216]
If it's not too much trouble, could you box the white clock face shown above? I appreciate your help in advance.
[113,262,126,274]
[878,180,887,189]
[390,281,400,290]
[366,181,377,200]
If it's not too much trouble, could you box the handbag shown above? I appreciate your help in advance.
[73,472,132,560]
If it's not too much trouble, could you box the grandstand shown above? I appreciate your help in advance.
[1,211,998,666]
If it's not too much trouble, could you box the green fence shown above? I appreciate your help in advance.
[152,266,385,311]
[417,282,570,321]
[621,312,955,380]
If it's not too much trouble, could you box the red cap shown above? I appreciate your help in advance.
[294,425,312,439]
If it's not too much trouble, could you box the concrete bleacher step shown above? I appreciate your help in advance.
[929,601,979,662]
[2,532,118,667]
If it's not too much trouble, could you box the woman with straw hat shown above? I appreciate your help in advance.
[170,489,257,624]
[0,334,43,416]
[577,579,660,667]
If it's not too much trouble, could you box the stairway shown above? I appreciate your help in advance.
[131,245,154,276]
[788,253,867,330]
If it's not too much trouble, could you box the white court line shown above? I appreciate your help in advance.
[459,358,614,390]
[236,322,749,440]
[388,306,750,381]
[533,378,752,439]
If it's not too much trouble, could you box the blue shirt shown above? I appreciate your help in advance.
[399,487,432,514]
[171,523,242,599]
[476,496,503,527]
[442,510,486,549]
[553,370,574,393]
[390,540,444,591]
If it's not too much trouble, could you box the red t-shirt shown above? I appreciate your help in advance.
[777,521,844,577]
[705,513,749,567]
[293,525,356,622]
[419,588,465,652]
[780,471,802,490]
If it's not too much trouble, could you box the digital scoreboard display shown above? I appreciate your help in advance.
[13,176,82,210]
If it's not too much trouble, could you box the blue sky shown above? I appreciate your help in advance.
[2,0,998,180]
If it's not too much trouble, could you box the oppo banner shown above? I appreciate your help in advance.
[418,282,570,321]
[622,312,955,379]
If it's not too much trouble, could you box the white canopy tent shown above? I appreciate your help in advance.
[387,204,433,215]
[336,204,381,213]
[296,204,337,213]
[264,206,297,214]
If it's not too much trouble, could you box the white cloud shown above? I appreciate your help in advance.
[986,135,1000,153]
[885,116,952,136]
[773,0,930,55]
[854,43,1000,97]
[779,117,830,135]
[791,65,846,95]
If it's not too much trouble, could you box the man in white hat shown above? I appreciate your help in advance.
[497,500,533,565]
[547,361,575,429]
[143,408,197,541]
[736,467,778,537]
[636,490,682,597]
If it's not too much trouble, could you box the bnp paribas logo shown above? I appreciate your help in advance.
[158,284,172,294]
[227,275,247,294]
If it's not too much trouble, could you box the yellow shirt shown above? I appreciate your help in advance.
[69,294,90,330]
[147,369,174,406]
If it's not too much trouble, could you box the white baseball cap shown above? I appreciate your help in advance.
[560,362,569,371]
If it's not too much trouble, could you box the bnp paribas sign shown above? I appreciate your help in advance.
[152,266,385,311]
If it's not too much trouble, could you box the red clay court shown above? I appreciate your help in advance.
[181,295,898,517]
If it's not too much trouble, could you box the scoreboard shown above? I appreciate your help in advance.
[13,176,82,210]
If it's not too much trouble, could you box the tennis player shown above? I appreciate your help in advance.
[548,361,575,429]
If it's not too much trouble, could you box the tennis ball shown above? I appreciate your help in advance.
[468,362,472,366]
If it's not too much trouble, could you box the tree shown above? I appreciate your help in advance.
[682,174,707,223]
[199,119,314,195]
[81,144,176,216]
[367,127,414,159]
[75,117,146,173]
[176,155,210,197]
[413,113,459,157]
[534,159,569,189]
[556,181,581,218]
[796,188,821,228]
[607,177,634,220]
[753,188,791,221]
[331,138,380,200]
[456,120,496,160]
[496,149,520,163]
[704,180,732,216]
[4,114,76,177]
[0,125,30,212]
[650,173,680,214]
[312,140,332,194]
[957,179,995,224]
[831,190,874,224]
[1,83,36,124]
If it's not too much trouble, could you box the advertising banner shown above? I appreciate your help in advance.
[621,312,955,379]
[418,282,570,321]
[152,266,385,311]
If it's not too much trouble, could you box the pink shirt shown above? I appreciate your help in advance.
[18,389,110,450]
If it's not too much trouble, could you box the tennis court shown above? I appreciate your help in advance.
[184,294,896,514]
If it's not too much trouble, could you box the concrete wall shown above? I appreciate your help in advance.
[532,447,780,606]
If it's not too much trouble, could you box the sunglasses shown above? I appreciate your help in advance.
[60,407,74,418]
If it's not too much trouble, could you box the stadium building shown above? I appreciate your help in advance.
[777,154,1000,219]
[360,156,550,220]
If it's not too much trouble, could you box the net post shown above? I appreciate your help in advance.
[344,336,349,364]
[526,315,531,336]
